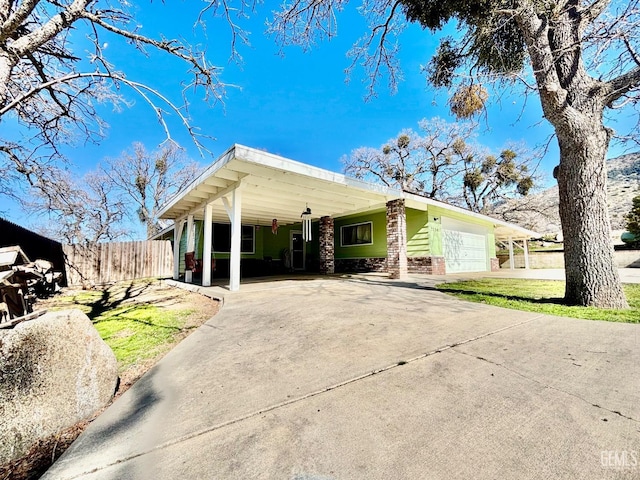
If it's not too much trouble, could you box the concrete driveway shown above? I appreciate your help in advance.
[44,275,640,479]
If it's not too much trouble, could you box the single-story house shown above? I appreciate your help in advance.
[155,144,538,290]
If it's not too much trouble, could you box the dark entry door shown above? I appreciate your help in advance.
[291,231,305,270]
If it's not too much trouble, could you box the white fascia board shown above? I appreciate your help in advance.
[234,144,400,198]
[404,193,539,239]
[147,223,175,240]
[157,145,237,219]
[492,220,541,239]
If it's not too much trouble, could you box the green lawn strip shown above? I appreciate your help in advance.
[44,281,197,371]
[436,279,640,323]
[93,305,195,370]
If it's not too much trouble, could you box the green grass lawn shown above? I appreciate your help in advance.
[45,280,200,371]
[436,279,640,323]
[92,304,195,370]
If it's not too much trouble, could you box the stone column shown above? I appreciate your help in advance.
[319,216,335,275]
[386,199,407,279]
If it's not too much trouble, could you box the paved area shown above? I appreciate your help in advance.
[448,267,640,284]
[44,275,640,479]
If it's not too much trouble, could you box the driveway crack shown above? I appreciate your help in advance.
[453,349,639,424]
[64,314,545,478]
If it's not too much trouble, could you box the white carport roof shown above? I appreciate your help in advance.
[157,144,538,241]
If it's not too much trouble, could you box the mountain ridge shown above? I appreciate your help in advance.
[492,152,640,237]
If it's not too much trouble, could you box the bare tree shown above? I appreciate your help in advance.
[103,143,201,238]
[344,118,475,195]
[27,167,126,244]
[25,141,198,243]
[0,0,256,202]
[344,118,536,211]
[491,187,561,233]
[268,0,638,308]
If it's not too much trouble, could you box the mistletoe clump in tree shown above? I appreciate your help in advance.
[461,149,534,214]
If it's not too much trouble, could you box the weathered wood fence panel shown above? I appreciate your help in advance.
[63,240,173,286]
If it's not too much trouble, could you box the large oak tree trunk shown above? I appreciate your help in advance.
[516,1,630,309]
[556,124,628,308]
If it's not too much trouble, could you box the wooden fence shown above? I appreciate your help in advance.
[63,240,174,286]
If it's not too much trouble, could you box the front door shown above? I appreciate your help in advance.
[290,231,305,271]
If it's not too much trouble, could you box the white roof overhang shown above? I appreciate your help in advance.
[404,194,539,241]
[158,144,399,225]
[157,144,540,241]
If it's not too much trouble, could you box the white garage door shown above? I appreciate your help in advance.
[442,218,489,273]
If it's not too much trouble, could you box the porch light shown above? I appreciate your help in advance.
[301,207,312,242]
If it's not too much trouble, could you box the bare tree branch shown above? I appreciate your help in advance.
[0,0,258,208]
[579,0,611,25]
[102,142,201,238]
[0,0,44,42]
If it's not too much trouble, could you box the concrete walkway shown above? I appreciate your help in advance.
[44,275,639,479]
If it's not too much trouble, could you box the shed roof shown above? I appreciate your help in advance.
[0,246,30,269]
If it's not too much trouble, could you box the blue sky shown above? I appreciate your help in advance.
[64,3,560,173]
[4,2,634,232]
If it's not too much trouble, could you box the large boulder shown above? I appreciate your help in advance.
[0,309,117,464]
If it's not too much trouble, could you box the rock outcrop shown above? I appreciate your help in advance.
[0,309,117,465]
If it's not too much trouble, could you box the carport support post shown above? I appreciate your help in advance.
[508,237,515,270]
[229,187,242,291]
[523,239,530,270]
[386,199,408,279]
[173,218,185,280]
[202,203,213,287]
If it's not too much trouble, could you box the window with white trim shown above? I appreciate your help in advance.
[212,224,255,253]
[340,221,373,246]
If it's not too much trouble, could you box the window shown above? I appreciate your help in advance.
[241,226,255,253]
[341,222,373,246]
[212,224,255,253]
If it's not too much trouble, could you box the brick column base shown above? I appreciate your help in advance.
[407,256,446,275]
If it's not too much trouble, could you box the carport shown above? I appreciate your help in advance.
[157,145,398,290]
[157,145,537,290]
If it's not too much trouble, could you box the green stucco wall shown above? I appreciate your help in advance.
[487,233,496,257]
[261,222,319,261]
[179,221,266,263]
[334,210,387,259]
[176,220,320,273]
